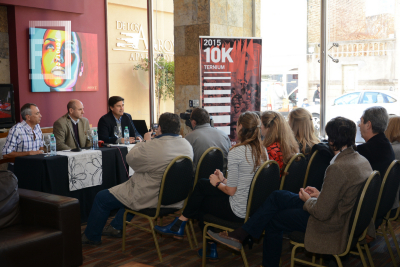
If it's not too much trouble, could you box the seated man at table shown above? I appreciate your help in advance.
[357,106,395,180]
[185,107,231,172]
[97,96,142,144]
[208,117,372,267]
[2,103,44,159]
[82,112,193,245]
[53,99,91,150]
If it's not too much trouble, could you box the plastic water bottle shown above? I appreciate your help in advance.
[92,130,99,150]
[124,126,130,145]
[50,134,57,156]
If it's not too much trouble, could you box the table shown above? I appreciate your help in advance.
[14,147,129,222]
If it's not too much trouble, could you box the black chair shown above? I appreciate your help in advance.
[121,156,194,262]
[201,160,281,267]
[289,171,381,267]
[280,153,307,193]
[195,146,224,184]
[303,150,334,191]
[372,160,400,266]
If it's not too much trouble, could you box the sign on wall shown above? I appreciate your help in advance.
[199,37,262,144]
[30,28,98,92]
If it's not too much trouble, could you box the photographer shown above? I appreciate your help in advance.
[185,108,231,172]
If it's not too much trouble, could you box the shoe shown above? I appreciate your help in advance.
[81,233,102,245]
[207,230,242,251]
[154,217,186,237]
[102,225,122,238]
[197,243,219,261]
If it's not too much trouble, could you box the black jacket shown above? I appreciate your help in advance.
[97,111,142,144]
[357,132,395,179]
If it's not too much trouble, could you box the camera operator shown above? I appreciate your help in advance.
[184,108,231,173]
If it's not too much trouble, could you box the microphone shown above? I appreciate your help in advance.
[67,117,82,152]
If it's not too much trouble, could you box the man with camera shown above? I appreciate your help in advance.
[184,108,231,172]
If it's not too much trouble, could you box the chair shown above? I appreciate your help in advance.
[289,171,381,267]
[202,160,281,267]
[280,153,307,193]
[303,149,332,190]
[188,146,225,247]
[121,156,194,262]
[373,160,400,266]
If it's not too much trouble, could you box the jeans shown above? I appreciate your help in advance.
[242,190,310,267]
[84,189,134,242]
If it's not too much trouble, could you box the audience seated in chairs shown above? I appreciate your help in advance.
[81,112,193,245]
[384,116,400,212]
[207,117,372,267]
[261,111,298,175]
[184,107,231,173]
[154,112,267,261]
[288,107,320,162]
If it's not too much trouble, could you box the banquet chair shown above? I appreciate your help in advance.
[303,150,331,190]
[189,146,225,247]
[121,156,194,262]
[373,160,400,266]
[201,160,281,267]
[280,153,307,193]
[289,171,381,267]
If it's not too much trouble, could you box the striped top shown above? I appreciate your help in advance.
[227,145,268,218]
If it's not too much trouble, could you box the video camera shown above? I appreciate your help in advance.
[179,109,214,130]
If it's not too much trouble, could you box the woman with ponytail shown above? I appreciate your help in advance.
[261,111,299,174]
[154,112,267,260]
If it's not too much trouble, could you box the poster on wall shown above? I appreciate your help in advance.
[29,28,98,92]
[199,37,262,145]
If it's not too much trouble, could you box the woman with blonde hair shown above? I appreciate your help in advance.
[261,111,299,173]
[288,107,319,161]
[154,111,267,260]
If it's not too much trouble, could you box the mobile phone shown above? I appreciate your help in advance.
[153,123,159,130]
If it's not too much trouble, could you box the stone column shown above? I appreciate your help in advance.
[174,0,260,135]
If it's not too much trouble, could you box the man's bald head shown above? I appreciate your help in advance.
[67,99,85,121]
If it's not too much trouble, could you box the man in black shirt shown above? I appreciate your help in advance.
[313,84,320,103]
[357,106,395,179]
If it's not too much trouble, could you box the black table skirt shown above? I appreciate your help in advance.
[14,147,129,222]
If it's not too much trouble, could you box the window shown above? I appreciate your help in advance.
[334,92,360,105]
[362,92,386,104]
[385,94,397,103]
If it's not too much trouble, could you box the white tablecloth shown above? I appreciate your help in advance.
[57,149,103,191]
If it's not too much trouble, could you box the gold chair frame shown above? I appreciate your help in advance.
[302,150,319,188]
[290,171,380,267]
[202,160,280,267]
[121,156,194,262]
[280,153,306,191]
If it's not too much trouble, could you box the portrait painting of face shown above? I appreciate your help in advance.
[30,28,98,92]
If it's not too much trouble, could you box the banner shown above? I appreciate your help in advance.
[199,37,262,145]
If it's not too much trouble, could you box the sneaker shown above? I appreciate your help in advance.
[81,233,102,245]
[102,225,122,238]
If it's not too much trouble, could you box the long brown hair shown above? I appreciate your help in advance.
[385,116,400,143]
[232,111,267,172]
[261,111,299,163]
[288,108,319,154]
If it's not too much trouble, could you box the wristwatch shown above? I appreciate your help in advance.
[215,182,221,188]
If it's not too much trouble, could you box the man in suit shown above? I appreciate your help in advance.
[53,100,91,150]
[82,113,193,245]
[97,96,142,144]
[208,117,372,267]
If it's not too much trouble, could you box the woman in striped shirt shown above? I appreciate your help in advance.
[154,112,267,260]
[261,111,298,176]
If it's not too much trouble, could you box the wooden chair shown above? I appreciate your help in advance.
[201,160,281,267]
[121,156,194,262]
[373,160,400,266]
[280,153,307,193]
[289,171,381,267]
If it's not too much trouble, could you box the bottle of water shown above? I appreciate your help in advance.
[124,126,130,145]
[50,134,57,156]
[92,130,99,150]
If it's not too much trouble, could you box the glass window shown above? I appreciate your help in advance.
[362,92,386,104]
[385,94,397,103]
[334,92,360,105]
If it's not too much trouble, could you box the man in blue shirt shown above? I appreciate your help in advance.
[97,96,142,144]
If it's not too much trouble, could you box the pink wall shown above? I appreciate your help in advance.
[6,0,108,127]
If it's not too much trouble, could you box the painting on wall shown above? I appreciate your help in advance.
[29,28,98,92]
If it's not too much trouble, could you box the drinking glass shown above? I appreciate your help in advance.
[114,126,122,143]
[42,135,50,157]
